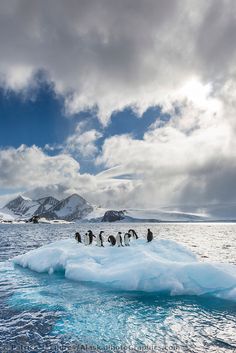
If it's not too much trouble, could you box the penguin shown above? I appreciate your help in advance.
[84,232,90,246]
[97,231,104,247]
[75,232,82,243]
[88,230,96,245]
[116,232,124,247]
[108,235,116,246]
[147,228,153,243]
[128,229,138,240]
[124,232,131,246]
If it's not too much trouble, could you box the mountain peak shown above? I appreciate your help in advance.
[15,195,32,201]
[37,196,59,204]
[65,193,87,201]
[5,194,32,207]
[47,192,92,221]
[4,195,37,217]
[2,192,93,221]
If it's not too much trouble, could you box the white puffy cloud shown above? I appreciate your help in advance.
[0,145,80,188]
[0,144,132,208]
[65,122,102,158]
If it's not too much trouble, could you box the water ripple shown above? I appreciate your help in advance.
[0,223,236,352]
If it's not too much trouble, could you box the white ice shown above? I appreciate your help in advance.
[13,238,236,301]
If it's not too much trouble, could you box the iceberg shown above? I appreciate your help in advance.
[13,239,236,301]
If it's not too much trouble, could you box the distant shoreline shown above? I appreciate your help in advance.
[2,219,236,224]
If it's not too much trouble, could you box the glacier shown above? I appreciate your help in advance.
[13,238,236,301]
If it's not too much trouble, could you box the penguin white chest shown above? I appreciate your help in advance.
[124,234,130,246]
[116,235,122,246]
[84,234,89,246]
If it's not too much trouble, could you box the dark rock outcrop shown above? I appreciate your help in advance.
[28,215,40,224]
[102,210,125,222]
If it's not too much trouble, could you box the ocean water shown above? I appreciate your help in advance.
[0,222,236,353]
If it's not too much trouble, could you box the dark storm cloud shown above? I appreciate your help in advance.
[0,0,218,122]
[196,0,236,80]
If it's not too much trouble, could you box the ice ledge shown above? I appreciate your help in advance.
[13,239,236,301]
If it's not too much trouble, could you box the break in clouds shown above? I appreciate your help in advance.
[1,0,236,215]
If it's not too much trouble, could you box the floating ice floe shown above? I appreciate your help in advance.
[13,239,236,301]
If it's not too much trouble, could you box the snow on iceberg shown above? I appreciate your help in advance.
[13,239,236,301]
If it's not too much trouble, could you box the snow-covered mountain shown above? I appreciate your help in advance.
[0,194,210,223]
[1,193,93,221]
[41,194,93,221]
[83,207,209,222]
[34,196,59,216]
[121,209,207,222]
[3,196,40,218]
[0,209,15,222]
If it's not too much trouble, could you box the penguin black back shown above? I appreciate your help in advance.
[128,229,139,239]
[99,231,104,247]
[75,232,82,243]
[147,228,153,243]
[108,235,116,246]
[88,230,96,244]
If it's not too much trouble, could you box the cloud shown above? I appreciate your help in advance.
[0,145,80,188]
[23,184,74,201]
[96,91,236,208]
[0,144,132,208]
[1,1,236,216]
[65,122,102,158]
[1,77,235,212]
[1,0,236,124]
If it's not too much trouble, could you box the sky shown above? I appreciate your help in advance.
[1,0,236,217]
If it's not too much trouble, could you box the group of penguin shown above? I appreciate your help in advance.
[74,228,154,247]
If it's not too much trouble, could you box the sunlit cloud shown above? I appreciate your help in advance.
[1,0,236,217]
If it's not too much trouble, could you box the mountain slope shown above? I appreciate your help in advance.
[40,194,93,221]
[84,208,208,222]
[0,209,15,221]
[1,193,93,221]
[3,196,39,218]
[34,196,59,216]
